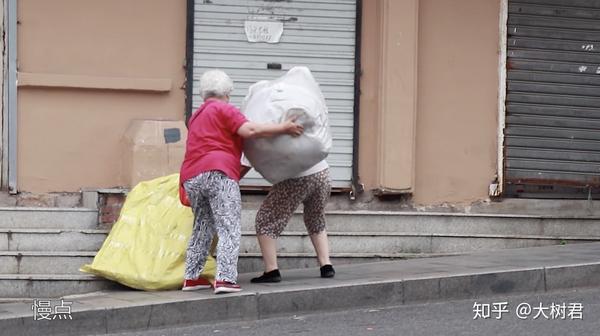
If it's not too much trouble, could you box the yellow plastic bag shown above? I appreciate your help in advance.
[81,174,216,291]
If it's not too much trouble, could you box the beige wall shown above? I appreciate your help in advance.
[357,1,381,190]
[359,0,419,193]
[378,0,419,193]
[16,0,500,204]
[414,0,499,204]
[17,1,187,192]
[360,0,500,205]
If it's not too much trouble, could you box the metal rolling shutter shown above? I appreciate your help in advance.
[191,0,357,189]
[505,0,600,197]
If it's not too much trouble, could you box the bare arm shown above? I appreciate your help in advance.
[240,165,252,179]
[237,117,304,139]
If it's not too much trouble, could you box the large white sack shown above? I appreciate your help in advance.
[242,67,332,184]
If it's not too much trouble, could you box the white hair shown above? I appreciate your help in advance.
[199,69,234,100]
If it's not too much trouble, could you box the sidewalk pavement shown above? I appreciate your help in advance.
[2,242,600,336]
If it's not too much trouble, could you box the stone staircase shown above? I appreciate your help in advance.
[2,206,600,298]
[0,207,119,299]
[238,210,600,270]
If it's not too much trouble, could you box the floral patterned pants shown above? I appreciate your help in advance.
[256,169,331,238]
[183,171,241,283]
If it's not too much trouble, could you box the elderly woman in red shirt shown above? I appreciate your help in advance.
[179,69,303,294]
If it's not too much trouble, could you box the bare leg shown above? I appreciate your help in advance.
[309,230,331,267]
[257,234,279,272]
[253,178,302,283]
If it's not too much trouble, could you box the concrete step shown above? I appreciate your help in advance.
[0,250,449,276]
[239,231,599,254]
[2,228,599,254]
[0,229,107,252]
[0,208,600,253]
[0,251,95,275]
[2,207,599,238]
[0,207,97,229]
[0,252,449,297]
[241,210,600,237]
[0,249,435,298]
[0,274,122,298]
[3,243,600,335]
[236,252,454,274]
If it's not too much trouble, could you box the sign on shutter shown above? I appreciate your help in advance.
[192,0,357,189]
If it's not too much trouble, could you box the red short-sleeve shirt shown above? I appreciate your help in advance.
[179,99,248,205]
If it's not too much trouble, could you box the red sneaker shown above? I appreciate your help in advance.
[182,277,212,291]
[213,280,242,294]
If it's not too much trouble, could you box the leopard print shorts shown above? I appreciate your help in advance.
[256,169,331,238]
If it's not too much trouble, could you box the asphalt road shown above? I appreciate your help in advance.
[100,287,600,336]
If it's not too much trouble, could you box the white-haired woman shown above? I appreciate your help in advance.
[179,69,303,294]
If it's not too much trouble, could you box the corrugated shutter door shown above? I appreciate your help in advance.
[192,0,356,189]
[505,0,600,196]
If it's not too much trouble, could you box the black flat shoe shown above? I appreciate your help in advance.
[251,269,282,283]
[320,264,335,278]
